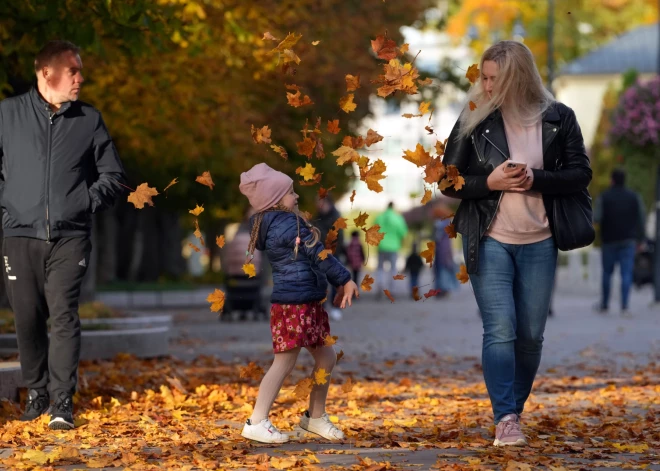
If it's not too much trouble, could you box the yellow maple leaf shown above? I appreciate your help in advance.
[127,183,159,209]
[361,159,387,193]
[364,225,384,246]
[421,189,432,205]
[242,263,257,278]
[354,212,369,228]
[206,289,225,312]
[403,144,432,168]
[22,449,51,465]
[271,457,299,470]
[466,63,480,84]
[215,235,225,248]
[324,334,338,346]
[419,101,431,115]
[332,145,359,165]
[318,249,332,260]
[314,368,330,385]
[296,163,317,181]
[339,93,357,113]
[189,204,204,216]
[456,264,469,284]
[420,241,435,266]
[270,32,302,53]
[250,124,272,144]
[360,274,374,291]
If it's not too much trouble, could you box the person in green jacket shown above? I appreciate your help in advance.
[375,202,409,297]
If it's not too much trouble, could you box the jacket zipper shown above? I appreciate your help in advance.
[46,109,53,243]
[481,132,509,234]
[471,135,484,163]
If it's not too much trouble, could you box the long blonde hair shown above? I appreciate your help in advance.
[458,40,555,138]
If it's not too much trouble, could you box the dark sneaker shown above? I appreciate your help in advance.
[20,389,50,422]
[48,392,74,430]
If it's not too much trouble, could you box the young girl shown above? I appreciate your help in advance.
[238,163,359,444]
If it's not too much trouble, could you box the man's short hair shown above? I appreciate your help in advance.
[35,40,80,72]
[612,168,626,186]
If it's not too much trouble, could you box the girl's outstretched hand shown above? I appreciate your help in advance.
[339,280,359,309]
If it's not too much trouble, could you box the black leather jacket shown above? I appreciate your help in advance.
[441,102,592,274]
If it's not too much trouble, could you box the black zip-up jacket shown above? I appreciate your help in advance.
[0,87,125,241]
[441,102,592,274]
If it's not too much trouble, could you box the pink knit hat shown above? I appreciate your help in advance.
[239,163,293,212]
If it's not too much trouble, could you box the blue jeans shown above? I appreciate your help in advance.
[465,236,557,423]
[601,240,636,310]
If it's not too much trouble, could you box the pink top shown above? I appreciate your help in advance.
[485,115,552,245]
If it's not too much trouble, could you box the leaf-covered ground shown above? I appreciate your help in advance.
[1,352,658,470]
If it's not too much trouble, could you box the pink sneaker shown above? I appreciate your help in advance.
[493,414,527,447]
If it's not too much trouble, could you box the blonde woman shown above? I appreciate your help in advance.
[442,41,591,446]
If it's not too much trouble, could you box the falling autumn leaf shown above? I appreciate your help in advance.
[466,63,480,84]
[239,362,264,380]
[242,263,257,278]
[364,225,384,246]
[206,289,225,312]
[424,157,446,184]
[469,100,477,111]
[327,119,340,134]
[325,228,339,251]
[193,220,205,246]
[332,145,359,165]
[196,171,214,190]
[336,349,345,362]
[361,159,387,193]
[419,101,431,115]
[188,242,201,253]
[421,189,432,205]
[403,144,432,167]
[425,125,434,135]
[354,212,369,228]
[189,205,204,216]
[339,93,357,113]
[435,139,447,157]
[262,32,278,41]
[393,274,406,280]
[341,377,354,393]
[286,89,314,107]
[270,32,302,53]
[412,286,422,301]
[282,49,301,65]
[270,144,288,160]
[311,40,320,46]
[420,241,435,266]
[324,335,338,346]
[360,274,374,291]
[333,217,348,230]
[445,223,457,239]
[292,377,313,400]
[215,235,225,248]
[345,74,360,92]
[371,33,398,60]
[350,189,357,205]
[271,457,299,470]
[314,368,330,385]
[365,129,384,147]
[296,163,317,181]
[318,186,336,200]
[342,135,365,149]
[250,124,272,144]
[128,183,159,209]
[163,178,178,192]
[424,288,442,299]
[318,249,332,261]
[296,137,316,158]
[456,264,469,284]
[383,289,395,303]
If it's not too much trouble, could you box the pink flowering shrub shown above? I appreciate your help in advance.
[609,76,660,148]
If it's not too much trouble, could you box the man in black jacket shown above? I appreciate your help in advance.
[0,41,125,429]
[594,169,645,317]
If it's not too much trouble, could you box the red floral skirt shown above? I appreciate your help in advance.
[270,301,330,353]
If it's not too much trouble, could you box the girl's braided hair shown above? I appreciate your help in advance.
[247,204,321,262]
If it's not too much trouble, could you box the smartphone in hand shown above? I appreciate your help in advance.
[505,161,527,172]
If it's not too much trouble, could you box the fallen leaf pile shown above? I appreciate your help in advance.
[0,354,658,469]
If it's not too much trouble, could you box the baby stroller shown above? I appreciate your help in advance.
[221,227,269,322]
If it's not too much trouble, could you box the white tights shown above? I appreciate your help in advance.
[249,345,337,422]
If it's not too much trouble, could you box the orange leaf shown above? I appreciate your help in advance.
[400,43,410,54]
[262,32,278,41]
[318,185,336,199]
[440,211,455,221]
[297,137,316,158]
[353,212,368,228]
[445,223,457,239]
[383,289,395,303]
[339,94,357,113]
[446,165,460,180]
[324,335,338,346]
[466,64,480,84]
[365,129,384,147]
[193,219,205,246]
[361,159,387,193]
[424,157,446,184]
[342,135,365,149]
[364,225,384,247]
[127,183,159,209]
[315,140,325,159]
[270,144,288,160]
[163,178,178,192]
[403,144,432,167]
[332,146,359,165]
[418,101,431,115]
[286,89,314,107]
[336,349,345,362]
[298,173,322,186]
[250,124,272,144]
[242,263,257,278]
[282,48,301,65]
[420,241,435,266]
[345,74,360,92]
[412,286,422,301]
[325,228,338,250]
[435,139,447,157]
[456,264,469,284]
[311,40,320,46]
[424,288,442,299]
[293,377,313,400]
[469,100,477,111]
[350,190,357,204]
[270,32,302,53]
[327,119,340,134]
[215,236,225,248]
[188,242,201,253]
[189,204,204,216]
[206,288,226,312]
[393,274,405,280]
[425,125,434,135]
[360,274,374,291]
[296,163,317,181]
[341,377,354,393]
[371,34,398,60]
[318,249,332,261]
[196,171,215,190]
[333,217,348,230]
[418,77,433,86]
[421,189,432,205]
[453,175,466,191]
[239,361,264,380]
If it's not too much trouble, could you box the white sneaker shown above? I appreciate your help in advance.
[299,411,345,440]
[241,418,289,444]
[329,308,343,321]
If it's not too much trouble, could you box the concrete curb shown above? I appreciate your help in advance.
[0,362,21,402]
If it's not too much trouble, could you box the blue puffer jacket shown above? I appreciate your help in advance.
[253,211,351,304]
